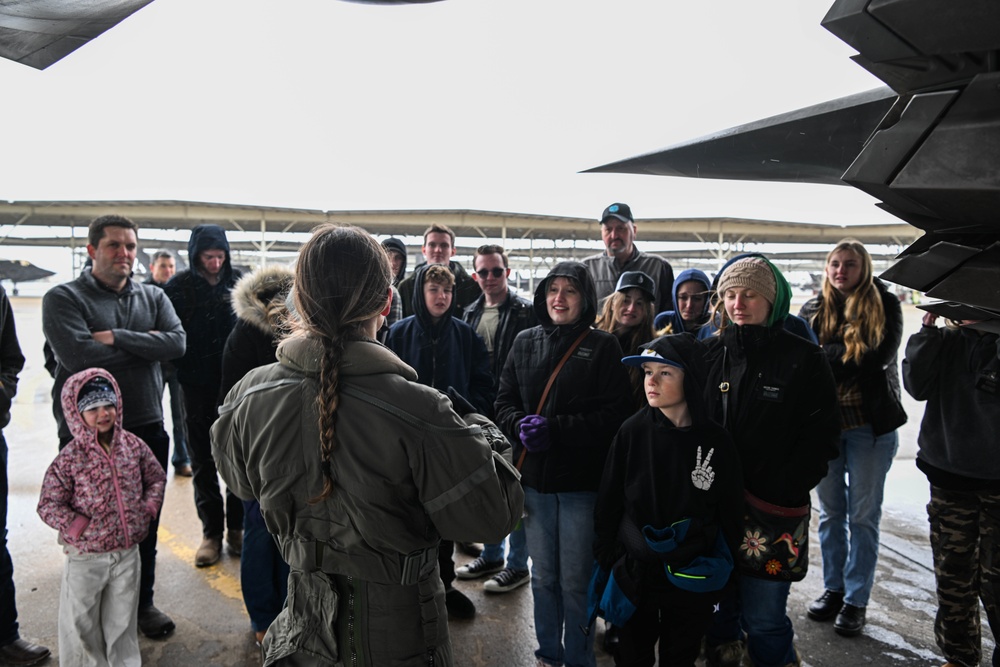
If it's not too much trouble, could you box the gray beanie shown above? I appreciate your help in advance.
[717,258,776,305]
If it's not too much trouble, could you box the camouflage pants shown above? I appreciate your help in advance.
[928,484,1000,667]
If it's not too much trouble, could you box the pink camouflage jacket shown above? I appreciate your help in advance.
[37,368,166,553]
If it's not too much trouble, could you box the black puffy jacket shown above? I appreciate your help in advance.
[164,225,242,387]
[702,324,840,508]
[495,261,633,494]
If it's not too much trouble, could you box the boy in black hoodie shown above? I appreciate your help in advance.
[594,333,742,667]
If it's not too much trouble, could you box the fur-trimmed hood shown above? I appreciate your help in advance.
[230,265,295,337]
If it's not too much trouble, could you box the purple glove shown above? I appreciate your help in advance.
[519,415,551,453]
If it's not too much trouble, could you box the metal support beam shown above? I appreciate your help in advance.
[260,217,267,268]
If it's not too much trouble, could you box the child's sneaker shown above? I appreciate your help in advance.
[456,556,504,580]
[483,567,530,593]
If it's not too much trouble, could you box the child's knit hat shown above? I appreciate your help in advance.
[77,376,117,413]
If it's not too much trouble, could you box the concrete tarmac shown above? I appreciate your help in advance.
[4,295,994,666]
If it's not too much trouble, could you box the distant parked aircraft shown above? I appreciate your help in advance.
[0,259,56,295]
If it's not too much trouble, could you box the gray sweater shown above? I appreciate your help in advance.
[42,270,186,439]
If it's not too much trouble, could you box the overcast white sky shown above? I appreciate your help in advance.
[0,0,900,235]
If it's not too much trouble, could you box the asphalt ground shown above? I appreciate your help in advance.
[4,296,993,666]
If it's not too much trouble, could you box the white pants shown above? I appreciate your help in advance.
[58,545,141,667]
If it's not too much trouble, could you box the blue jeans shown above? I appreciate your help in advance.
[523,488,596,667]
[163,365,189,468]
[241,500,289,633]
[707,577,796,667]
[482,522,528,571]
[817,425,898,607]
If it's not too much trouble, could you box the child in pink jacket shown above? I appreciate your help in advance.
[37,368,165,666]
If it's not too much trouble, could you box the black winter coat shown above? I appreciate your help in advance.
[0,286,23,429]
[386,264,495,416]
[462,289,537,392]
[799,278,906,436]
[398,260,481,318]
[494,261,633,494]
[219,265,293,403]
[164,225,241,387]
[703,324,840,508]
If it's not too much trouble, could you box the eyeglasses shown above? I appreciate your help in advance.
[476,268,507,278]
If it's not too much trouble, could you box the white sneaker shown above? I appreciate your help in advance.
[483,567,530,593]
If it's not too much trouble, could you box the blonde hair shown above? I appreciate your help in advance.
[595,288,656,408]
[293,225,391,502]
[811,239,886,364]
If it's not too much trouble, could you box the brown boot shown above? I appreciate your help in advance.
[195,536,222,567]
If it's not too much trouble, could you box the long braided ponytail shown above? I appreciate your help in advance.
[293,225,392,503]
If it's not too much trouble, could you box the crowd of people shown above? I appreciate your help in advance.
[0,203,995,667]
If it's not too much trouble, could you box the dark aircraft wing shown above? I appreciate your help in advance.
[585,0,1000,321]
[0,0,444,70]
[584,88,897,186]
[0,259,55,283]
[0,0,156,70]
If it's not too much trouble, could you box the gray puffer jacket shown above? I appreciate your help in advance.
[211,335,523,667]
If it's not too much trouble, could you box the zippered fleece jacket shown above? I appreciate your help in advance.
[37,368,166,553]
[211,335,523,667]
[42,270,186,439]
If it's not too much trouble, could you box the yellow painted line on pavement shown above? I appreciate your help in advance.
[157,526,244,602]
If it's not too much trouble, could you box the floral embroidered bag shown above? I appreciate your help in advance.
[737,490,809,582]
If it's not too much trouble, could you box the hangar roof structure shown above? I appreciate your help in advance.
[0,199,921,257]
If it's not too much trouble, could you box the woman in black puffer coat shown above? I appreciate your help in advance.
[495,261,633,667]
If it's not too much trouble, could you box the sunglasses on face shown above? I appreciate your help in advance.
[476,268,506,278]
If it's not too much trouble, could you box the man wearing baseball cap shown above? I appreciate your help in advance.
[583,203,676,313]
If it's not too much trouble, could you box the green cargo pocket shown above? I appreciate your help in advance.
[263,570,341,666]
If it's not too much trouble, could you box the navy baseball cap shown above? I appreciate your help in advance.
[621,337,685,369]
